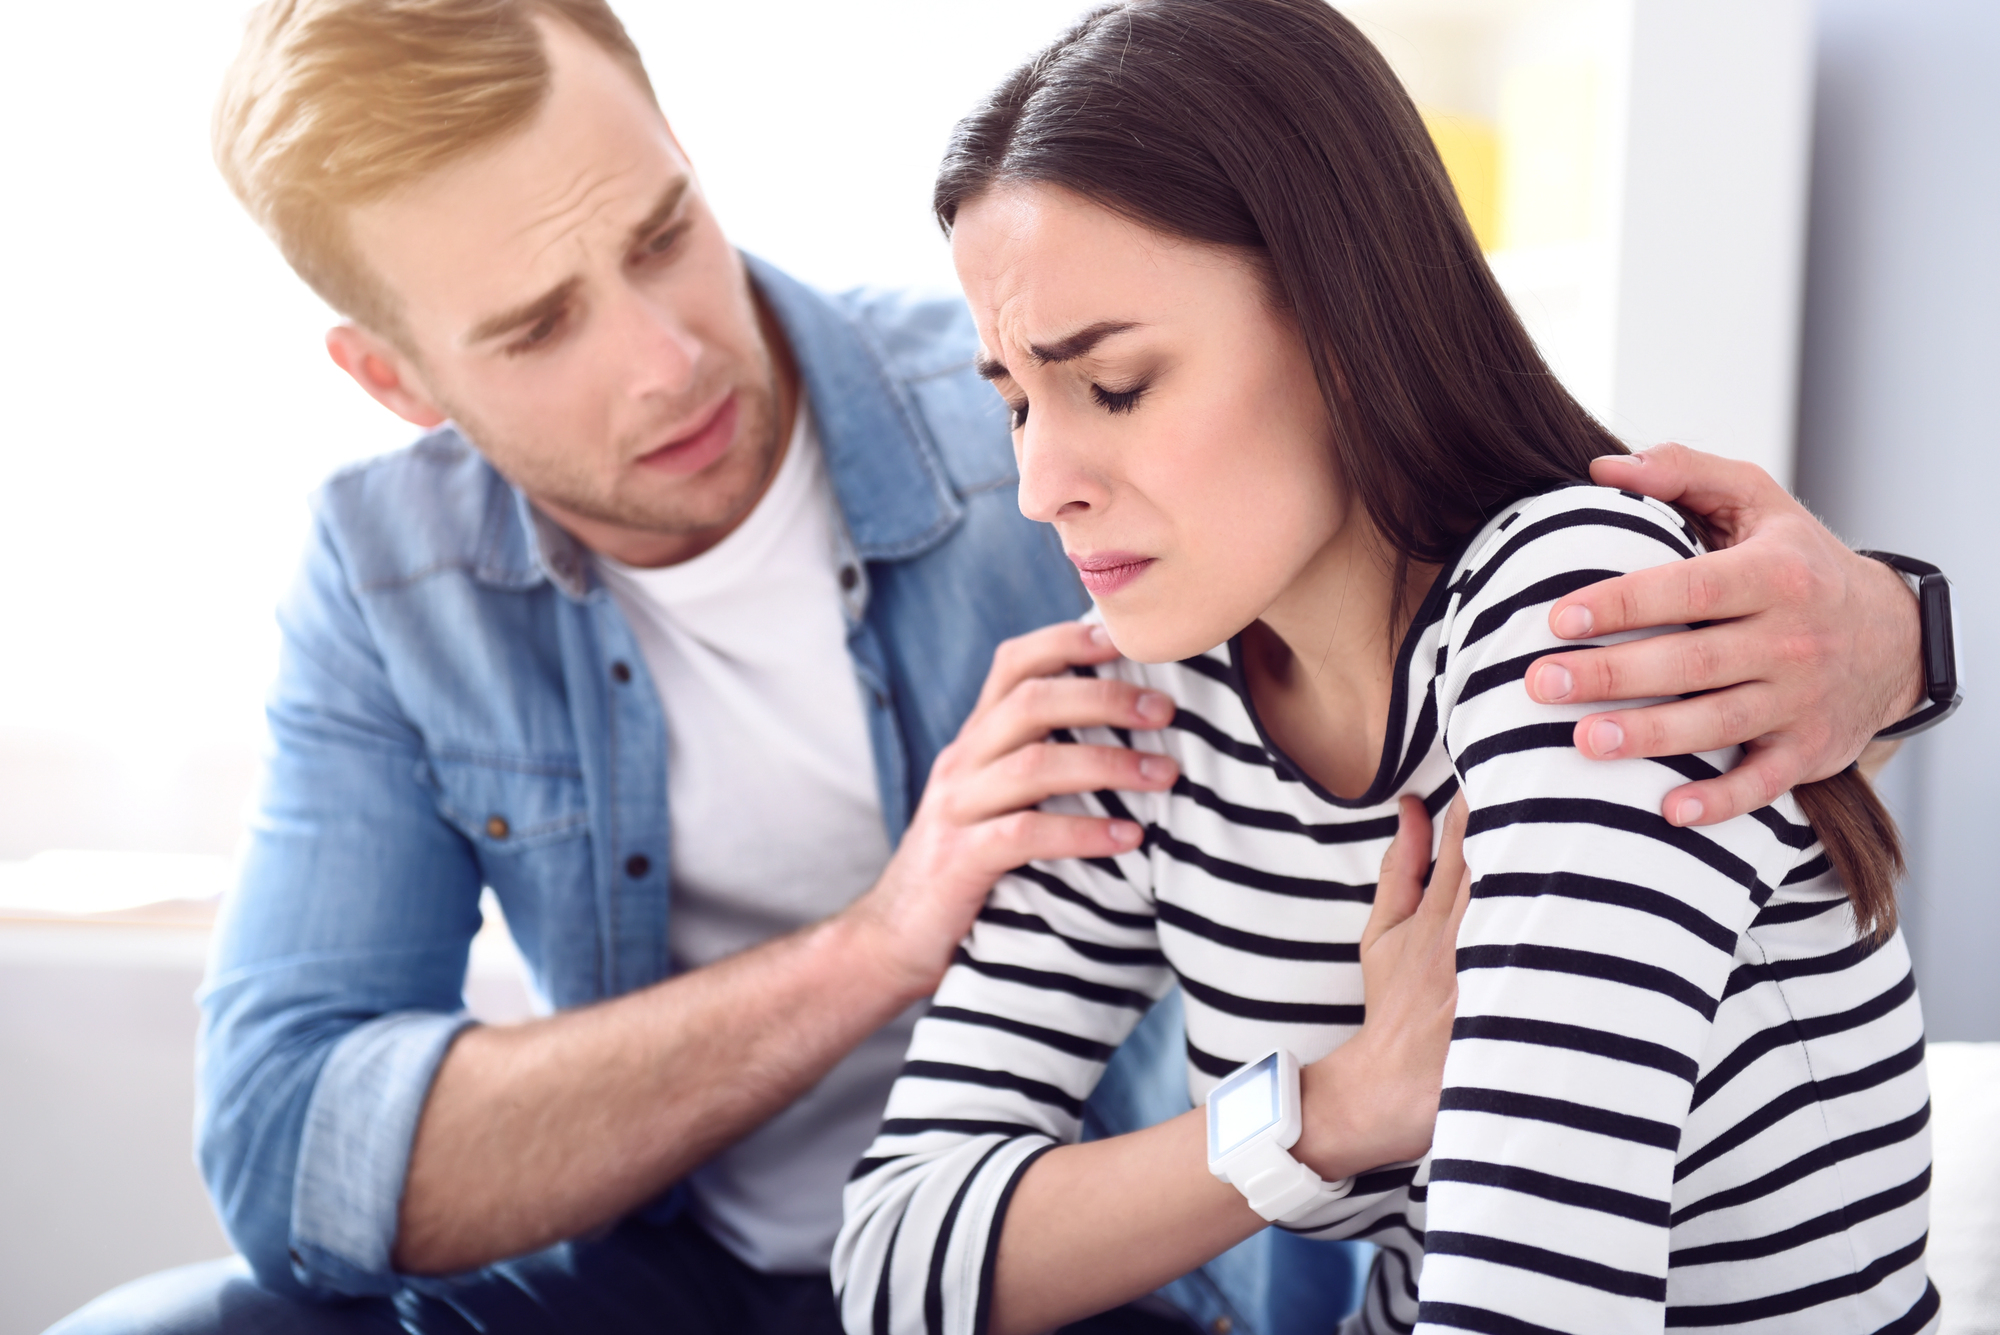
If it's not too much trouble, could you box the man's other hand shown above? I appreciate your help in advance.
[845,621,1175,998]
[1525,443,1923,828]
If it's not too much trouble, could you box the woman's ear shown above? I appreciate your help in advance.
[325,324,448,428]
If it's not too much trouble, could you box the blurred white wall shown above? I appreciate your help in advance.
[1794,0,2000,1041]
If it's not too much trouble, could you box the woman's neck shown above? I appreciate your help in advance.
[1241,515,1435,800]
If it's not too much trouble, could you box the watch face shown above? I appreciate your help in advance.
[1210,1052,1281,1158]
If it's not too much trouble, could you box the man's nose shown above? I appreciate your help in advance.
[615,289,702,400]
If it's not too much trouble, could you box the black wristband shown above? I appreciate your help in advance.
[1858,551,1961,740]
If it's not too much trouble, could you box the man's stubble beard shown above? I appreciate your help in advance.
[445,365,788,544]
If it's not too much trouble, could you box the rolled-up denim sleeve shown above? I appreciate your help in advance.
[197,509,485,1299]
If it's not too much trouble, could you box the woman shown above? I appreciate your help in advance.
[835,3,1934,1333]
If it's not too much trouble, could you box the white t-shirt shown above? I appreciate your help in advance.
[595,405,914,1275]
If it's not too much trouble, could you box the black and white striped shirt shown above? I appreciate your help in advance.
[835,486,1935,1335]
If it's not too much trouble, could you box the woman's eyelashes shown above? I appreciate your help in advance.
[1091,381,1148,414]
[1003,381,1148,429]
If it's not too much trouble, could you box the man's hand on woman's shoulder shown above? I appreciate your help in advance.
[1523,443,1924,828]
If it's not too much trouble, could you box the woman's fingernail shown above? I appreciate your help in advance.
[1109,821,1142,846]
[1554,605,1593,638]
[1139,755,1174,782]
[1135,690,1173,723]
[1532,664,1574,702]
[1586,719,1624,757]
[1674,798,1705,826]
[1088,624,1113,647]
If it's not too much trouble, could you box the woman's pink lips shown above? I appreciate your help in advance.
[1069,551,1156,597]
[635,393,737,476]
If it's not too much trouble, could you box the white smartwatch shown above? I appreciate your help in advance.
[1205,1049,1354,1223]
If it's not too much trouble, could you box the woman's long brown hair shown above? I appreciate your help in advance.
[933,0,1902,937]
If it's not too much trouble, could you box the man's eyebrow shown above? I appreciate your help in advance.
[625,175,692,250]
[463,178,693,346]
[466,276,582,345]
[975,353,1011,382]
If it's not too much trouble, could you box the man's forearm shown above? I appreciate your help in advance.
[392,911,913,1274]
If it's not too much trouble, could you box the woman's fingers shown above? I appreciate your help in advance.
[1364,796,1430,951]
[1423,794,1470,921]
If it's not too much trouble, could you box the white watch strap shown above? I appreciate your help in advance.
[1221,1138,1356,1223]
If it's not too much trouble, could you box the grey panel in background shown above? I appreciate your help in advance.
[1797,0,2000,1038]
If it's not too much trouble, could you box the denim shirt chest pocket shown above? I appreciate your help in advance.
[424,748,593,904]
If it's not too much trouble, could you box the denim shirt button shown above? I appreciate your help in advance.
[611,660,632,684]
[839,564,860,592]
[1210,1319,1233,1335]
[485,815,510,840]
[625,853,651,879]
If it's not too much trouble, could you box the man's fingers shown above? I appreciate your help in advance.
[943,742,1177,826]
[1660,745,1803,827]
[966,809,1144,873]
[1587,443,1784,521]
[1528,621,1783,707]
[1567,684,1789,763]
[957,674,1175,767]
[973,621,1125,714]
[1545,544,1773,641]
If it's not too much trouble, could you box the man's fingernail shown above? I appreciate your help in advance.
[1108,821,1142,846]
[1593,452,1632,465]
[1088,624,1113,647]
[1135,690,1173,723]
[1673,798,1705,826]
[1554,605,1593,638]
[1586,719,1624,757]
[1139,755,1174,782]
[1532,664,1574,702]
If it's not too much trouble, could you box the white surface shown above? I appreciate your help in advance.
[1928,1042,2000,1335]
[0,910,534,1335]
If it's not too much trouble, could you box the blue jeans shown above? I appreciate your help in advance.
[45,1212,1204,1335]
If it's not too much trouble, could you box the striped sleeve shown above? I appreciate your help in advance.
[834,784,1173,1335]
[1420,488,1801,1333]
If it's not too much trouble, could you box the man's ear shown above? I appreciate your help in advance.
[325,324,448,428]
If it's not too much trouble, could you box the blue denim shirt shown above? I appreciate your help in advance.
[195,257,1354,1332]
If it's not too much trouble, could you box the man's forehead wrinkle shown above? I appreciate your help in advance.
[508,160,645,257]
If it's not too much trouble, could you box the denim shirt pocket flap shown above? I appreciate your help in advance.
[424,751,590,852]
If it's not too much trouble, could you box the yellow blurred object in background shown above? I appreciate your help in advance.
[1420,107,1500,251]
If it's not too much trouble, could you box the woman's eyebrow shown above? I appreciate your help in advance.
[975,321,1144,382]
[1027,320,1141,365]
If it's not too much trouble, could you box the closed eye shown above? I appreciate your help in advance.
[1091,382,1148,414]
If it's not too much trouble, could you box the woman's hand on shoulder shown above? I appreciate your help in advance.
[1296,793,1469,1181]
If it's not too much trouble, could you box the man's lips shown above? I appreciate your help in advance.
[634,393,738,477]
[1069,550,1156,597]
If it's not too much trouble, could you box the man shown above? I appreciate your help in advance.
[52,2,1939,1332]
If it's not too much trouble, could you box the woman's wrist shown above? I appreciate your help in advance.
[1293,1036,1429,1182]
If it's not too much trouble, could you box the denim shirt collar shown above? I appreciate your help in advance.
[481,254,965,603]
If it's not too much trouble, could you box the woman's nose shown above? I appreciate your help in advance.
[1014,413,1104,524]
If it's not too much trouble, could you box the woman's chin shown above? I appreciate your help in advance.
[1096,608,1238,666]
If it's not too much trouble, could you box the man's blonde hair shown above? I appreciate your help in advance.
[214,0,657,343]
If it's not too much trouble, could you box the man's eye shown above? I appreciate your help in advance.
[1091,382,1147,414]
[644,225,686,257]
[1009,400,1030,430]
[506,311,564,356]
